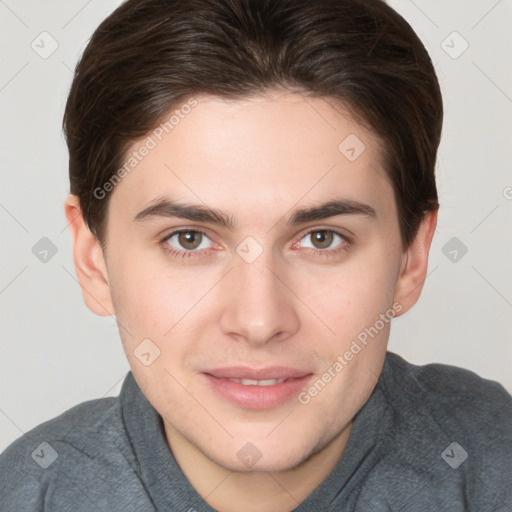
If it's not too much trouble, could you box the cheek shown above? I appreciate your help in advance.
[109,261,222,349]
[294,251,399,339]
[114,277,171,332]
[110,273,201,385]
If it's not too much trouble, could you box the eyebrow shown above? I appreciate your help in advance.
[134,198,235,228]
[133,197,376,227]
[288,199,376,224]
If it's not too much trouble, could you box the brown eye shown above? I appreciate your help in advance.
[310,230,334,249]
[165,230,211,252]
[177,230,203,250]
[298,229,346,252]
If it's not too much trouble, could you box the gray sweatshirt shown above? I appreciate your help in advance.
[1,352,511,511]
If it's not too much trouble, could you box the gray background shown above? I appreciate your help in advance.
[1,0,511,452]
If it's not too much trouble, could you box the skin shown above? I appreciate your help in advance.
[65,91,437,512]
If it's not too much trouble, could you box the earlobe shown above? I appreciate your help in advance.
[64,194,115,317]
[393,209,438,316]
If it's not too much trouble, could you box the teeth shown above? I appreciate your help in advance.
[228,378,287,386]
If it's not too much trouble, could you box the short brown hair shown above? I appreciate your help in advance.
[63,0,443,248]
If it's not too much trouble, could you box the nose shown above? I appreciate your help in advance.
[218,250,300,347]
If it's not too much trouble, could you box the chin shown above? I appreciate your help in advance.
[215,454,307,474]
[203,435,323,474]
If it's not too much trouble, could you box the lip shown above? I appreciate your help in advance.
[206,366,310,380]
[202,366,313,410]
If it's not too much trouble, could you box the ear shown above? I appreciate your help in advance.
[393,209,438,316]
[64,194,114,317]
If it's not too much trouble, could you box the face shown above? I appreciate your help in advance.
[83,92,413,472]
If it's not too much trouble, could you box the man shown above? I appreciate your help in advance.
[1,0,511,510]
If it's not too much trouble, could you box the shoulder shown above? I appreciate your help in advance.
[383,351,512,430]
[0,391,141,510]
[372,352,512,510]
[0,393,124,464]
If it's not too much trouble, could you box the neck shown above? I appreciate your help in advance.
[164,422,352,512]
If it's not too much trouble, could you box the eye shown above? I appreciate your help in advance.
[164,229,213,252]
[298,229,347,251]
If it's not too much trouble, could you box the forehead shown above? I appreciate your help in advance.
[108,92,394,224]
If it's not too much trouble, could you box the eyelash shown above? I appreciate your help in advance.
[160,229,218,260]
[160,228,351,260]
[296,228,351,258]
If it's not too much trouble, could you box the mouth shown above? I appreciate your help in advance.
[202,366,313,410]
[224,377,289,386]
